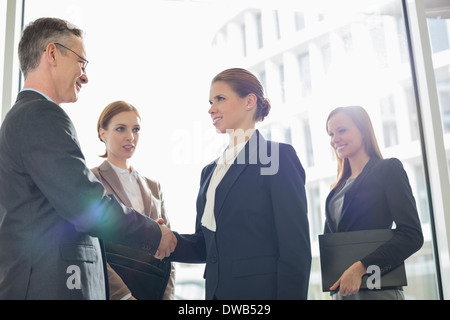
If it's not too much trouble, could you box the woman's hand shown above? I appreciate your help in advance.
[330,261,367,297]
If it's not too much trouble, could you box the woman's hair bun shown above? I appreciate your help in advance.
[256,97,271,122]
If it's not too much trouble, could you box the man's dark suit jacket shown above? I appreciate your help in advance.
[170,130,311,300]
[324,157,424,275]
[0,91,162,299]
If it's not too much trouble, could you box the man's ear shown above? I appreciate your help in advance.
[44,43,58,66]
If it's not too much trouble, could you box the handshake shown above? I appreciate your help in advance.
[154,218,177,260]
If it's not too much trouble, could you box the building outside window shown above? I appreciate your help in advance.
[211,0,445,300]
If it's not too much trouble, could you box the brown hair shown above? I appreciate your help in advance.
[97,100,141,158]
[19,17,84,78]
[326,106,383,191]
[212,68,271,122]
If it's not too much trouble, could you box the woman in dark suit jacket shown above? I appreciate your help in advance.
[325,106,423,299]
[167,68,311,300]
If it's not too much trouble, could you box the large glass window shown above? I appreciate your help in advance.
[425,1,450,299]
[428,14,450,137]
[1,0,21,122]
[211,0,441,300]
[0,0,6,108]
[9,0,445,300]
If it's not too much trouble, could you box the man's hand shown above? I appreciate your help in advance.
[154,220,177,259]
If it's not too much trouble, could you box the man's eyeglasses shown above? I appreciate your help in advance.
[54,42,89,72]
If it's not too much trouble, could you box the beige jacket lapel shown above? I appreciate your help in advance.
[96,161,161,220]
[135,174,161,220]
[97,161,134,209]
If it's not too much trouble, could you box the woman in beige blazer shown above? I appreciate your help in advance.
[91,100,175,300]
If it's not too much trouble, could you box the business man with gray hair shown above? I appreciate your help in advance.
[0,17,176,300]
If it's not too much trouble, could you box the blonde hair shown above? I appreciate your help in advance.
[97,100,140,158]
[326,106,383,191]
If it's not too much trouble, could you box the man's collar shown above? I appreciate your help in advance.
[20,88,54,103]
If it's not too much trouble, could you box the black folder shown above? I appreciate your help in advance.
[318,229,407,292]
[105,242,171,300]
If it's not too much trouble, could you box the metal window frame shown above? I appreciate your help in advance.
[1,0,23,122]
[404,0,450,300]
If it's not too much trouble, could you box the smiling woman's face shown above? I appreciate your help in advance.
[327,111,366,161]
[99,111,141,168]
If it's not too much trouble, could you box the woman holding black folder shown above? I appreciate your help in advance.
[324,106,423,300]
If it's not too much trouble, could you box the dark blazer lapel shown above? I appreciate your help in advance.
[213,131,260,220]
[325,189,338,233]
[340,157,378,221]
[197,162,217,217]
[97,161,133,209]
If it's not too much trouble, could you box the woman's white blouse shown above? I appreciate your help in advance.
[108,161,145,215]
[201,141,247,232]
